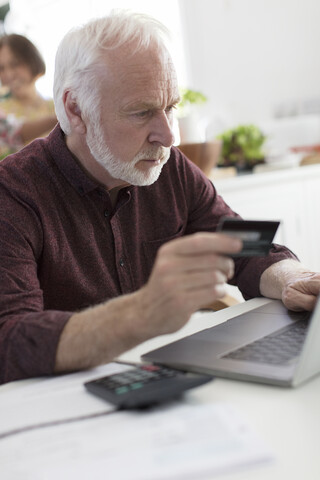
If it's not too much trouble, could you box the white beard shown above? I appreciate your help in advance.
[86,121,171,186]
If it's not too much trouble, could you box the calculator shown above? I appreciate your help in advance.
[84,364,213,409]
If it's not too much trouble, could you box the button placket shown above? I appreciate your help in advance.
[109,215,134,294]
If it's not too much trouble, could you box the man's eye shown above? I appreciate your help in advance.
[165,105,177,115]
[135,111,150,118]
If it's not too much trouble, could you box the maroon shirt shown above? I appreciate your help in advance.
[0,125,297,383]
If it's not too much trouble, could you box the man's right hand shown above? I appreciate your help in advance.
[55,232,242,373]
[135,232,242,338]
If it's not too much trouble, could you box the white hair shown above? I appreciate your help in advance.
[53,10,171,134]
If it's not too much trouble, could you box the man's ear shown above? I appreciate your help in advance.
[63,90,86,134]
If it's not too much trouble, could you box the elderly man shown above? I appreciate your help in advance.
[0,11,319,384]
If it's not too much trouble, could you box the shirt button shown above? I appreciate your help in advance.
[104,210,110,218]
[119,258,125,267]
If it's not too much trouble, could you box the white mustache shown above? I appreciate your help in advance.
[133,147,170,163]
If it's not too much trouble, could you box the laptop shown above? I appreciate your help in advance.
[142,297,320,387]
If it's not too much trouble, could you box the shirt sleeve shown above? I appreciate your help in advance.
[0,216,72,384]
[174,149,299,299]
[231,244,299,299]
[201,185,299,299]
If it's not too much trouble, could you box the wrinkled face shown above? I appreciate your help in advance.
[86,43,180,186]
[0,45,34,96]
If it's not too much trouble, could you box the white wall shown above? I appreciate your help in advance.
[5,0,320,135]
[5,0,186,99]
[179,0,320,132]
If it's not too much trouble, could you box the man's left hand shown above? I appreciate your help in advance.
[260,260,320,311]
[282,272,320,311]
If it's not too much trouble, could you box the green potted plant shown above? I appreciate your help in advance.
[177,87,208,144]
[217,124,266,172]
[177,87,207,118]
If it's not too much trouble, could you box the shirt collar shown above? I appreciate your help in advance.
[45,124,100,196]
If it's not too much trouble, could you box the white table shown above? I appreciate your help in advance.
[1,298,319,479]
[118,298,320,480]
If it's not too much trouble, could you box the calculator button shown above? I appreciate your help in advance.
[129,373,145,381]
[161,369,178,378]
[115,386,129,395]
[141,365,160,371]
[130,382,144,390]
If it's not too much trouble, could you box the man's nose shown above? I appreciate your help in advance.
[147,111,175,147]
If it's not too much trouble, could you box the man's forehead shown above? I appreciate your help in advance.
[102,46,179,104]
[105,42,177,83]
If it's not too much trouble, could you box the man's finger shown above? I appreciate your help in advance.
[162,232,242,256]
[164,252,234,278]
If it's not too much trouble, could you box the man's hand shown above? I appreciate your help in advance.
[281,272,320,311]
[135,232,242,337]
[260,259,320,311]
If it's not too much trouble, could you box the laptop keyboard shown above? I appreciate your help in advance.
[222,319,309,365]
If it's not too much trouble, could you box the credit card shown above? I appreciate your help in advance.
[217,217,280,257]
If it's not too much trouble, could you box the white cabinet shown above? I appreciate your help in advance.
[214,164,320,271]
[301,176,320,269]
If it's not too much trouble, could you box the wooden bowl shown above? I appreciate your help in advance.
[178,140,222,177]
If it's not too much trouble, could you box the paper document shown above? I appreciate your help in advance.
[0,362,133,439]
[0,401,272,480]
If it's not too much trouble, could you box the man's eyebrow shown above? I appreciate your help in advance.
[121,101,153,112]
[122,98,180,112]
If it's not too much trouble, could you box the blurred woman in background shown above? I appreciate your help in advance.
[0,109,57,160]
[0,33,55,137]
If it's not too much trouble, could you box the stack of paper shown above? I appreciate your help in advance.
[0,363,272,479]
